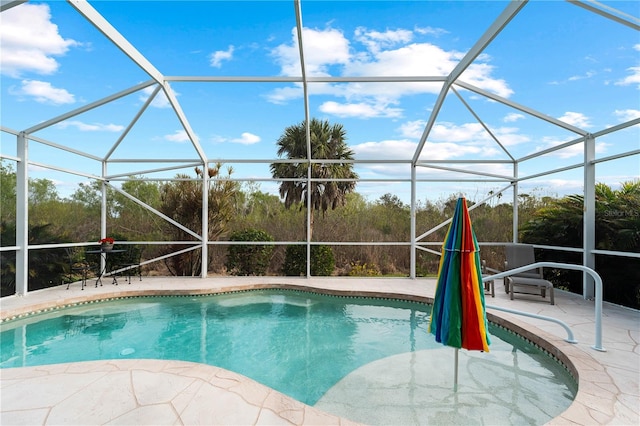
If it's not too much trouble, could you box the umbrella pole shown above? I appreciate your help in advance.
[454,348,459,392]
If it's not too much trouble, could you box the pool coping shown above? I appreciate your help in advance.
[1,277,637,425]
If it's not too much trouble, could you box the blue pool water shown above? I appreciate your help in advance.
[0,289,576,416]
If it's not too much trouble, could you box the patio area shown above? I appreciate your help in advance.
[1,276,638,425]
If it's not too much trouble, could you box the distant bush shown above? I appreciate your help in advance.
[282,244,335,276]
[348,261,381,277]
[521,181,640,309]
[226,229,274,276]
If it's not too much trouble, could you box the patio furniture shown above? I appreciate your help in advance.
[504,244,554,305]
[481,260,495,297]
[65,248,91,290]
[86,247,126,287]
[117,245,143,284]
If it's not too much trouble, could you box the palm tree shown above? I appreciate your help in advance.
[270,118,358,239]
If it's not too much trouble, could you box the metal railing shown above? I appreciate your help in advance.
[483,262,605,352]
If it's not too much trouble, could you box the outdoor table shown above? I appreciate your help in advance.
[85,248,126,287]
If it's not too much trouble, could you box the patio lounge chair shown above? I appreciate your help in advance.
[504,243,554,305]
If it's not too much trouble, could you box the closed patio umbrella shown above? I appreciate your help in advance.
[428,197,490,391]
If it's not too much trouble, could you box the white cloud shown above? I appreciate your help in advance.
[272,27,350,77]
[429,121,529,148]
[264,85,304,105]
[558,111,592,128]
[267,25,513,110]
[634,44,640,51]
[414,26,448,37]
[398,120,427,139]
[0,3,78,78]
[430,122,485,143]
[568,70,596,81]
[56,120,124,132]
[319,101,402,118]
[352,138,495,165]
[397,119,528,156]
[504,113,525,123]
[615,66,640,88]
[231,132,261,145]
[210,45,234,68]
[212,132,262,144]
[353,139,418,160]
[9,80,74,105]
[458,63,513,98]
[354,27,413,54]
[613,109,640,122]
[165,130,190,143]
[347,42,456,79]
[337,121,531,184]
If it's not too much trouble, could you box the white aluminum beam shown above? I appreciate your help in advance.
[28,160,102,181]
[67,0,164,83]
[417,163,515,181]
[592,150,640,165]
[161,83,208,163]
[22,133,103,162]
[583,135,596,299]
[107,159,202,163]
[514,161,585,181]
[412,83,449,164]
[0,0,26,12]
[592,118,640,138]
[518,135,587,162]
[15,133,28,295]
[451,86,516,161]
[448,0,528,83]
[0,126,20,136]
[106,162,203,180]
[105,84,162,161]
[24,80,156,134]
[415,183,514,242]
[455,80,588,135]
[408,0,527,164]
[164,76,447,83]
[410,165,416,278]
[201,163,209,278]
[568,0,640,31]
[294,0,313,277]
[109,184,203,241]
[513,163,518,243]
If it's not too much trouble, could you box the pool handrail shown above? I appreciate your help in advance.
[485,304,578,345]
[482,262,605,352]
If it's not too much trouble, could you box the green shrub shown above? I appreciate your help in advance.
[348,261,381,277]
[282,244,335,276]
[226,229,274,276]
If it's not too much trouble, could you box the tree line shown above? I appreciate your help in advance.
[1,118,638,308]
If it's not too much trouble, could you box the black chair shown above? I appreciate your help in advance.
[117,245,143,284]
[65,248,91,290]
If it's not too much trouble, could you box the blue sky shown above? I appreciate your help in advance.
[1,0,638,205]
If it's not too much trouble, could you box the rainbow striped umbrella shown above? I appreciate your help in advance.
[429,197,490,390]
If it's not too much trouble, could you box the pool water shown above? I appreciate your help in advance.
[0,290,576,423]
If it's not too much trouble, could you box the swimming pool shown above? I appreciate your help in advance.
[0,289,576,424]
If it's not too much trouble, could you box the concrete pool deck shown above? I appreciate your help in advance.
[1,276,638,425]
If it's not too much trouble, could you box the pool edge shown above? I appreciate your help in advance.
[0,281,621,425]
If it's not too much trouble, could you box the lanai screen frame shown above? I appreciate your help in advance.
[1,0,638,297]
